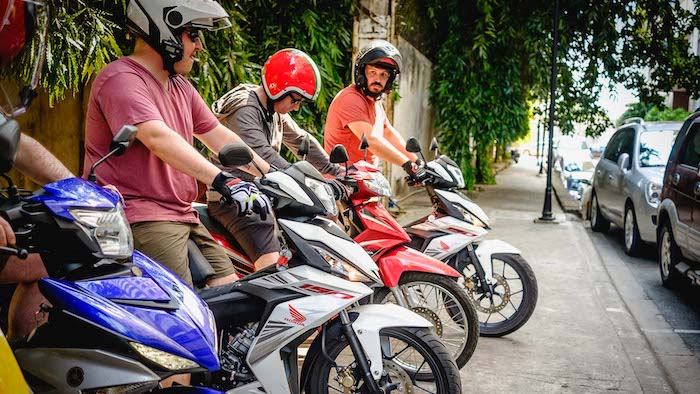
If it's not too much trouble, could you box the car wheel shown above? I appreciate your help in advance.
[659,222,681,289]
[623,204,642,256]
[590,191,610,232]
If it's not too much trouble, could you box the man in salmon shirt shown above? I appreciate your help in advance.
[324,40,418,176]
[83,0,271,289]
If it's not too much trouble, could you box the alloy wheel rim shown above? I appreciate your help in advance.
[661,232,671,278]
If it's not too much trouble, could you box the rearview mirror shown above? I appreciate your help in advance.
[617,153,630,171]
[299,134,310,159]
[88,124,138,182]
[329,145,349,164]
[219,142,254,168]
[109,125,138,157]
[359,134,369,150]
[405,137,422,153]
[0,118,21,174]
[429,137,439,153]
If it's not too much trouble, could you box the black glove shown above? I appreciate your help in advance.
[402,160,417,179]
[326,178,349,201]
[212,171,270,220]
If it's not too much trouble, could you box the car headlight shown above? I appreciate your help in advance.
[445,164,465,188]
[130,342,199,371]
[363,172,392,197]
[456,206,486,228]
[646,182,661,206]
[312,246,372,282]
[305,178,338,216]
[69,203,133,259]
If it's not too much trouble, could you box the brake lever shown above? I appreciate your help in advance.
[0,245,29,259]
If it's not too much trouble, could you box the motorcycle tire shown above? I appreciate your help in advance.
[373,273,479,375]
[453,253,538,337]
[303,326,461,394]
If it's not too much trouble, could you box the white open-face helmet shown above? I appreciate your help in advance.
[126,0,231,74]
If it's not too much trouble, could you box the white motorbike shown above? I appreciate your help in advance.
[190,143,462,393]
[403,138,539,337]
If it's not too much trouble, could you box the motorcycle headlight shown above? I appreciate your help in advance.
[130,342,199,371]
[69,203,133,259]
[305,178,338,216]
[312,246,372,283]
[363,172,392,197]
[445,164,465,188]
[646,181,661,206]
[456,205,486,228]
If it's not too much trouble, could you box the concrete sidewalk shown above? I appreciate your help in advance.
[395,159,675,393]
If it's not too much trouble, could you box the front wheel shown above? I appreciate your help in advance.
[374,273,479,373]
[303,327,461,394]
[659,222,681,289]
[454,253,538,337]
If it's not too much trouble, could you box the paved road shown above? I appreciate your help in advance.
[397,158,685,393]
[587,224,700,362]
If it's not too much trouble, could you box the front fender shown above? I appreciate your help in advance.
[301,304,431,388]
[378,245,460,287]
[475,240,521,280]
[349,304,432,381]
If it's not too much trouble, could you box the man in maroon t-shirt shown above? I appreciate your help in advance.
[84,0,271,288]
[324,40,417,175]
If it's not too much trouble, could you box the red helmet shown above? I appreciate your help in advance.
[0,0,47,117]
[262,49,321,102]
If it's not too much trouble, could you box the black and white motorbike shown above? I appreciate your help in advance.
[403,138,539,337]
[191,143,462,393]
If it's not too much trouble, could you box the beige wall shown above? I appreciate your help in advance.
[390,36,436,196]
[11,89,85,191]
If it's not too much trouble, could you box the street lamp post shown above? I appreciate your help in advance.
[539,0,559,222]
[535,116,544,168]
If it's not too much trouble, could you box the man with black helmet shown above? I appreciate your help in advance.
[0,0,75,340]
[83,0,271,288]
[324,39,417,175]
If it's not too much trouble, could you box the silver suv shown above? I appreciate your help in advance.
[590,119,682,255]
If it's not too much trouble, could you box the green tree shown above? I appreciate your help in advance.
[2,0,354,143]
[419,0,699,187]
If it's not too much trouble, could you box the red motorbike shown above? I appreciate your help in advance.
[332,146,479,372]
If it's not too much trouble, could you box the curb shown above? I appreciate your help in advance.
[551,169,582,216]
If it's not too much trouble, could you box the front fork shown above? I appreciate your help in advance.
[457,245,496,301]
[338,310,383,394]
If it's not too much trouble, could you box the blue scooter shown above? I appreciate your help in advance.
[0,120,223,393]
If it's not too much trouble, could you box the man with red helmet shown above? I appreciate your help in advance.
[210,48,345,270]
[324,40,418,175]
[0,0,75,340]
[82,0,272,288]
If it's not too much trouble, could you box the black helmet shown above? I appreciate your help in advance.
[354,40,402,99]
[126,0,231,75]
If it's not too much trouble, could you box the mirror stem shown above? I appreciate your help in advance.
[88,146,122,182]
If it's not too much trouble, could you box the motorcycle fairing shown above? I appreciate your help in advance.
[76,276,170,302]
[246,266,373,394]
[279,218,381,283]
[30,178,120,221]
[435,188,491,228]
[377,245,460,287]
[353,200,411,255]
[39,251,219,371]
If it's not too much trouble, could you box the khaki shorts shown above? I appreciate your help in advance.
[131,221,236,287]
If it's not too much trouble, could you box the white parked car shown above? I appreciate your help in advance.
[590,120,682,255]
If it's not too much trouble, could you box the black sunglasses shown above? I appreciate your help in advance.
[290,94,305,105]
[184,28,202,43]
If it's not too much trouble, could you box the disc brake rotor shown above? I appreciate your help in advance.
[411,306,443,336]
[467,273,511,313]
[382,359,415,393]
[336,359,415,393]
